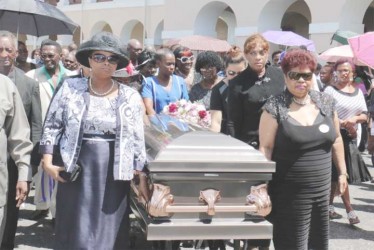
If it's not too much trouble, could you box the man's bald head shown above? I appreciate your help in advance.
[127,39,142,64]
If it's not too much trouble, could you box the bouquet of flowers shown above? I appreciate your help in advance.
[162,99,211,128]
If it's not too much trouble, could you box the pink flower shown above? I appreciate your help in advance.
[162,100,211,128]
[198,110,207,119]
[168,103,178,113]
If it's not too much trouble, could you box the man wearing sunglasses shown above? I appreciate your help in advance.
[25,39,74,225]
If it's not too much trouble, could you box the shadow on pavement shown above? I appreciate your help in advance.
[14,195,55,250]
[355,182,374,191]
[329,220,374,241]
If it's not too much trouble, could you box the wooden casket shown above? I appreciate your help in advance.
[130,115,275,241]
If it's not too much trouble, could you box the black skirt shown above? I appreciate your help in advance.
[332,130,372,184]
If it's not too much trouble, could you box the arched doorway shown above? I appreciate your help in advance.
[90,21,113,38]
[72,27,82,46]
[259,0,311,38]
[153,20,164,48]
[339,0,372,33]
[119,20,144,45]
[363,1,374,32]
[281,1,311,38]
[194,1,237,44]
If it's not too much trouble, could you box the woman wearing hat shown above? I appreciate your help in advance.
[136,49,157,78]
[39,31,146,249]
[112,49,157,92]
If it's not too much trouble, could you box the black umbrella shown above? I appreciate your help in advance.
[0,0,78,37]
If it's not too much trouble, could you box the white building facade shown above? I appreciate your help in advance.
[50,0,374,53]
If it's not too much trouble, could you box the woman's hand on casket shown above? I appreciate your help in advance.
[134,170,150,202]
[42,161,66,183]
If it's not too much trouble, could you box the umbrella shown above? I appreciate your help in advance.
[262,30,316,51]
[348,32,374,69]
[0,0,78,37]
[318,45,354,62]
[331,30,359,45]
[165,35,231,52]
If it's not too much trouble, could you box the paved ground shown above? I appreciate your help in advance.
[14,153,374,250]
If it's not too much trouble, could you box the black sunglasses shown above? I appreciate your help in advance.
[287,71,313,81]
[90,54,120,65]
[41,53,56,59]
[227,70,242,76]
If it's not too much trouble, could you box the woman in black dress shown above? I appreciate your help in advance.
[227,33,285,149]
[259,49,348,250]
[210,46,246,134]
[227,33,285,250]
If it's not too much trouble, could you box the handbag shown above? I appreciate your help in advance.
[59,164,82,182]
[33,142,81,182]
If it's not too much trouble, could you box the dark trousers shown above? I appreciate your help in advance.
[1,161,19,250]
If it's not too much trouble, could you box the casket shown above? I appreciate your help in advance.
[130,115,275,241]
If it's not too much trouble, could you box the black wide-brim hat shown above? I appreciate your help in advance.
[76,31,129,70]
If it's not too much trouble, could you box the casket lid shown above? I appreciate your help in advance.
[148,130,275,173]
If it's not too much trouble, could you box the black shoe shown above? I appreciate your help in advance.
[30,209,49,220]
[329,211,343,220]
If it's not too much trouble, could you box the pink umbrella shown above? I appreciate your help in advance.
[348,32,374,69]
[318,45,354,62]
[262,30,316,51]
[165,35,231,52]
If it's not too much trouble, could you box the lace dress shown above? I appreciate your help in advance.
[189,83,213,110]
[264,90,336,250]
[55,95,130,250]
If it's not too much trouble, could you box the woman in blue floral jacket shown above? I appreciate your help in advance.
[39,32,146,249]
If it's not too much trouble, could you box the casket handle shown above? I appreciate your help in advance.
[144,183,271,217]
[147,183,174,217]
[199,189,221,215]
[246,183,272,217]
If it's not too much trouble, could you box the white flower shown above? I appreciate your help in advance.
[179,99,187,106]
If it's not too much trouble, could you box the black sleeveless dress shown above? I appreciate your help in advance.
[264,90,336,250]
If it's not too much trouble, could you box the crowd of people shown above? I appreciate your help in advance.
[0,29,373,250]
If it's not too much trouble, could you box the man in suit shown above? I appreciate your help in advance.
[0,74,33,246]
[0,30,42,250]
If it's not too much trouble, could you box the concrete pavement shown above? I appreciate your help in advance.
[14,153,374,250]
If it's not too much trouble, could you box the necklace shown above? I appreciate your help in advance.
[292,96,310,106]
[89,78,115,96]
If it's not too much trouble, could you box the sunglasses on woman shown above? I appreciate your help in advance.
[227,70,243,76]
[287,71,313,81]
[177,55,194,63]
[90,54,120,65]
